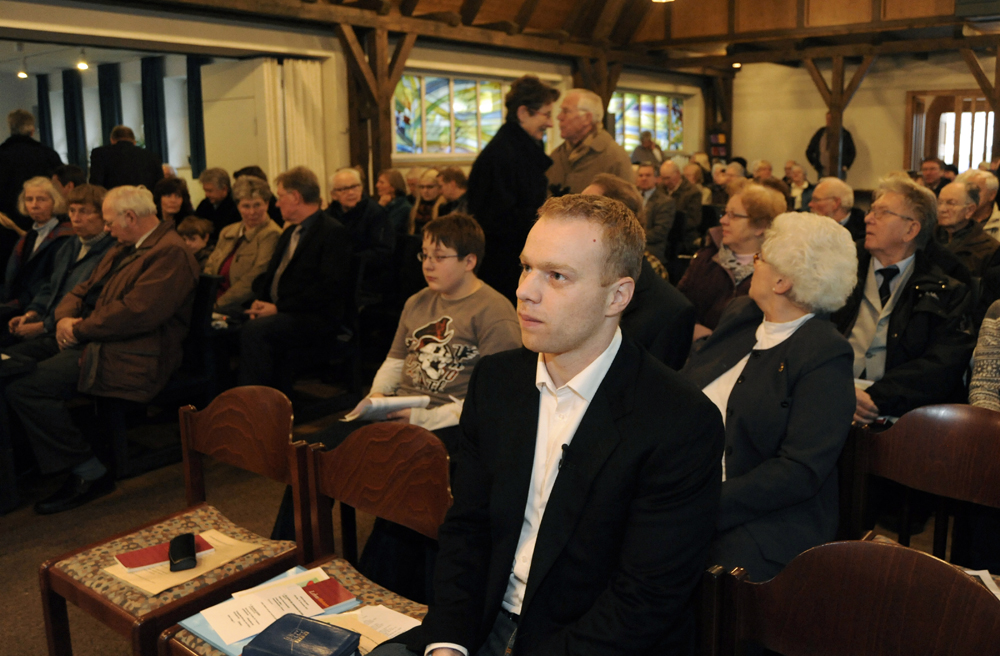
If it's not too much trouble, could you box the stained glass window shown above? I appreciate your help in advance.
[609,90,685,154]
[393,73,513,155]
[394,74,422,154]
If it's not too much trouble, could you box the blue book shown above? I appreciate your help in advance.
[178,567,361,656]
[243,614,361,656]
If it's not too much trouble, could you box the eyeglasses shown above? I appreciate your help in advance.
[417,252,460,264]
[867,206,915,222]
[333,183,361,193]
[418,184,439,190]
[723,209,751,220]
[809,195,836,203]
[938,199,971,209]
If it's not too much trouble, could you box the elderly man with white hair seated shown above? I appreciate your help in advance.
[957,168,1000,238]
[4,185,199,514]
[547,88,634,194]
[328,167,394,260]
[808,176,866,241]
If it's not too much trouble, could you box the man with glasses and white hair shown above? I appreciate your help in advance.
[808,176,866,241]
[547,89,634,194]
[831,176,974,426]
[328,167,394,261]
[4,185,199,514]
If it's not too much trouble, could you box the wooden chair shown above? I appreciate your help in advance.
[156,422,452,656]
[717,539,1000,655]
[843,404,1000,558]
[39,386,308,656]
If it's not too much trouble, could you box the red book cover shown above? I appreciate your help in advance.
[302,578,356,609]
[115,534,215,572]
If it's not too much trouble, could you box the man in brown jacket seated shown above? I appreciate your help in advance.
[4,185,199,514]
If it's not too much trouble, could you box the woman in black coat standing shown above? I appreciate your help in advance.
[466,75,559,303]
[682,212,859,581]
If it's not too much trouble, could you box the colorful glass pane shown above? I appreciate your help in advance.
[424,76,451,153]
[639,94,656,142]
[609,92,624,143]
[667,97,684,150]
[479,80,503,147]
[394,74,422,154]
[655,96,669,150]
[623,93,640,152]
[453,79,478,154]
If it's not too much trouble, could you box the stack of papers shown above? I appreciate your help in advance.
[179,567,361,655]
[319,605,421,655]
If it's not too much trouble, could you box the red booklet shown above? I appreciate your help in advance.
[115,534,215,572]
[302,578,356,609]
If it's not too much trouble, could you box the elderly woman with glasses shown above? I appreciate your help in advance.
[682,212,858,581]
[678,183,787,338]
[203,175,282,315]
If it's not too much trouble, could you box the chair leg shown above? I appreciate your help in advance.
[131,621,158,656]
[340,502,358,565]
[39,565,73,656]
[933,507,950,560]
[898,492,912,547]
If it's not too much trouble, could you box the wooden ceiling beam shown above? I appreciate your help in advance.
[338,23,378,101]
[399,0,420,17]
[803,58,832,108]
[609,0,651,46]
[460,0,486,26]
[590,0,629,44]
[514,0,542,33]
[842,54,877,107]
[660,34,1000,69]
[638,15,963,51]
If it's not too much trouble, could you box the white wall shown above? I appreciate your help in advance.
[0,71,36,135]
[732,52,996,190]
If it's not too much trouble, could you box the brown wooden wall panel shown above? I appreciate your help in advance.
[475,0,522,25]
[806,0,872,26]
[671,0,728,39]
[882,0,955,20]
[735,0,797,33]
[525,0,576,31]
[410,0,464,13]
[631,3,666,42]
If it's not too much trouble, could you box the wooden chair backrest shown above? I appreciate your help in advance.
[180,385,295,506]
[727,540,1000,655]
[309,423,452,557]
[867,404,1000,508]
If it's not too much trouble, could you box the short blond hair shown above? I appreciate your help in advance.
[734,183,786,230]
[538,194,644,284]
[762,212,858,313]
[18,176,66,216]
[104,185,157,220]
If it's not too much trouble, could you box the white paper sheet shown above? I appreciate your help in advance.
[965,569,1000,601]
[341,395,430,422]
[318,605,421,654]
[103,529,260,595]
[201,584,325,644]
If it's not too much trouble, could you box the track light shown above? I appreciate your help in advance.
[732,62,742,69]
[77,48,88,71]
[16,43,27,78]
[651,0,674,3]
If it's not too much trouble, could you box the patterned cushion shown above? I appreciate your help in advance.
[171,556,427,655]
[53,504,295,618]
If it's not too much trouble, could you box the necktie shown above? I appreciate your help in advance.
[270,225,302,304]
[877,265,899,308]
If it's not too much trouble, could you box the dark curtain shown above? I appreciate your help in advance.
[36,74,53,149]
[97,63,123,146]
[61,69,87,170]
[186,56,209,178]
[140,56,168,163]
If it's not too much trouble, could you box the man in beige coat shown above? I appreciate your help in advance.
[547,89,635,194]
[5,185,198,515]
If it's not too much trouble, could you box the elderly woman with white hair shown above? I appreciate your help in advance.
[1,176,74,325]
[681,212,859,581]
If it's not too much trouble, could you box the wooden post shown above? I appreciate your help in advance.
[961,44,1000,163]
[805,55,875,180]
[338,25,416,179]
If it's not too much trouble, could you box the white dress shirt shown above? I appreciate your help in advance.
[701,313,814,481]
[426,328,623,656]
[31,217,60,254]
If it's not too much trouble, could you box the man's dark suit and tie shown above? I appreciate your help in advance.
[377,195,723,656]
[238,167,352,391]
[88,125,163,191]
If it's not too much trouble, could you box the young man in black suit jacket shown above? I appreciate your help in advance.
[377,195,724,656]
[238,166,352,391]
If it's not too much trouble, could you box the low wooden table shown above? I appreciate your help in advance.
[157,557,427,655]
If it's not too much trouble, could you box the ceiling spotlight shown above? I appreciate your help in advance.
[732,62,742,69]
[16,43,27,78]
[651,0,674,3]
[77,48,89,71]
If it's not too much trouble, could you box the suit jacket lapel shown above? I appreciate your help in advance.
[519,340,638,614]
